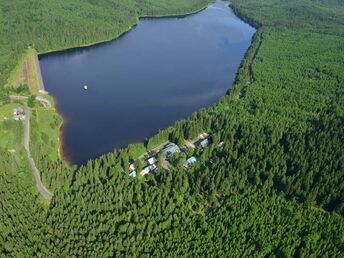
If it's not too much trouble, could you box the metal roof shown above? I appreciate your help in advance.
[163,143,180,155]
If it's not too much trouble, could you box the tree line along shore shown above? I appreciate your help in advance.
[0,0,344,257]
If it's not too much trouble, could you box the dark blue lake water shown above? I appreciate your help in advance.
[39,1,255,165]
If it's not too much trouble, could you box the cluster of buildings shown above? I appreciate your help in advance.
[129,156,158,177]
[13,107,25,121]
[129,133,213,177]
[163,142,199,169]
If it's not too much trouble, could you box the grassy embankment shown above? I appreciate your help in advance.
[0,46,61,202]
[3,47,62,162]
[0,48,35,152]
[0,49,54,215]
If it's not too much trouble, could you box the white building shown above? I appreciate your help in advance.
[129,171,137,177]
[129,163,136,171]
[199,133,209,139]
[163,143,180,156]
[147,157,157,165]
[13,107,25,121]
[149,164,157,173]
[217,141,224,148]
[185,156,197,168]
[140,164,158,176]
[140,167,150,176]
[196,136,210,148]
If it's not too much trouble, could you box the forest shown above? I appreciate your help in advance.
[1,0,344,256]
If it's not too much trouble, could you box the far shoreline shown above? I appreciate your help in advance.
[37,2,213,57]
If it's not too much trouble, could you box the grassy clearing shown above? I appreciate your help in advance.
[30,105,62,161]
[0,120,23,150]
[6,48,41,94]
[0,102,24,121]
[0,102,24,150]
[0,43,61,162]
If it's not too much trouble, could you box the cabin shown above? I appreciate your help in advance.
[140,167,150,176]
[199,132,209,139]
[129,171,137,177]
[185,156,197,168]
[13,107,25,121]
[140,163,158,176]
[163,143,180,157]
[129,163,136,171]
[217,141,224,148]
[147,157,157,165]
[196,138,209,148]
[149,164,158,173]
[195,133,211,148]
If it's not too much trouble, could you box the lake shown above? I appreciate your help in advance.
[39,1,255,165]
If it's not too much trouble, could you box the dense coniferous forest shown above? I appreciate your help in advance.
[1,0,344,256]
[0,0,211,86]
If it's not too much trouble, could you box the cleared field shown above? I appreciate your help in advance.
[0,102,25,150]
[6,48,41,94]
[30,107,61,161]
[0,102,24,120]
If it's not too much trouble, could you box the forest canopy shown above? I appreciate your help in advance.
[0,0,344,257]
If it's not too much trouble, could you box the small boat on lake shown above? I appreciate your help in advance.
[84,85,88,90]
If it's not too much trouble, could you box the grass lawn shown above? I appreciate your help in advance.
[30,106,61,161]
[6,48,41,94]
[0,102,24,121]
[0,102,24,150]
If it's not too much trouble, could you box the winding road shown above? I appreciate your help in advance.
[24,104,54,199]
[11,94,54,198]
[10,53,53,199]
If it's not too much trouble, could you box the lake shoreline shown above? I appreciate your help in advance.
[38,2,213,57]
[229,3,261,29]
[38,0,256,165]
[36,1,214,164]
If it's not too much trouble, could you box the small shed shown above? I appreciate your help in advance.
[197,138,209,148]
[129,171,137,177]
[13,107,25,121]
[199,132,209,139]
[129,163,136,171]
[149,164,157,173]
[147,157,157,165]
[217,141,224,148]
[140,167,150,176]
[13,107,24,115]
[163,143,180,156]
[185,156,197,168]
